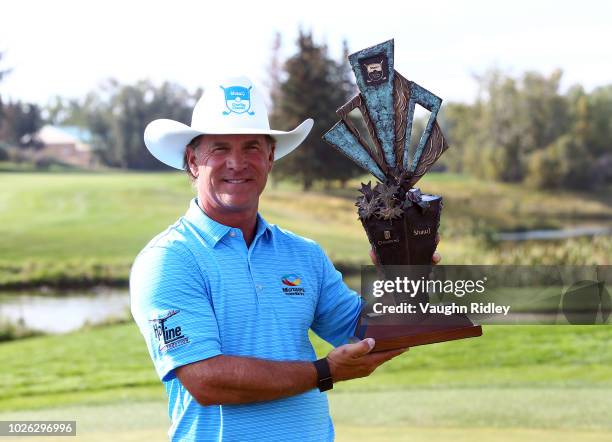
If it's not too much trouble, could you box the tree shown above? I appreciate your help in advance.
[476,71,527,182]
[520,69,568,154]
[0,53,43,148]
[271,31,363,190]
[0,100,43,147]
[45,96,89,127]
[266,32,283,112]
[438,102,478,173]
[59,79,197,169]
[440,68,607,188]
[0,51,9,83]
[0,51,11,132]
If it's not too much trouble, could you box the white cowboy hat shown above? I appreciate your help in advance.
[144,76,313,169]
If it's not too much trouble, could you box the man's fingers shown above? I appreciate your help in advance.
[343,338,376,358]
[432,252,442,265]
[328,342,407,382]
[374,347,408,360]
[432,234,441,265]
[366,347,409,366]
[369,248,378,266]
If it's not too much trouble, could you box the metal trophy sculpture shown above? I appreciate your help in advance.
[323,40,482,351]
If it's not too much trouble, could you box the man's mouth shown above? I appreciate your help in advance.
[223,179,251,184]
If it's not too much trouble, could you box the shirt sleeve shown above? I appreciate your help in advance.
[130,245,222,382]
[310,244,365,347]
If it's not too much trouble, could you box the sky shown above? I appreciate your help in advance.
[0,0,610,107]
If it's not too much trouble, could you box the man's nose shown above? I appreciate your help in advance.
[226,149,247,169]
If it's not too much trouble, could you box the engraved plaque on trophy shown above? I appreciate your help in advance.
[323,40,482,351]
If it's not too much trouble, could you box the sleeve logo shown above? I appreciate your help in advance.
[149,309,190,352]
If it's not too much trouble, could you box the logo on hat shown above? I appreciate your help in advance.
[220,85,255,116]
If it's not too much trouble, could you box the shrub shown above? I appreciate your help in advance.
[0,145,9,161]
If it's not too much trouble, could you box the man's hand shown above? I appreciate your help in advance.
[369,233,442,265]
[326,338,407,382]
[432,233,441,264]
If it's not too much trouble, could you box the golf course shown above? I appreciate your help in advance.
[0,169,610,441]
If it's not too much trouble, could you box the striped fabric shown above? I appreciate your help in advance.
[130,198,363,441]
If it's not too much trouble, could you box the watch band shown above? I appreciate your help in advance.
[313,358,333,392]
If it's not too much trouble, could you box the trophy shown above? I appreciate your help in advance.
[323,40,482,351]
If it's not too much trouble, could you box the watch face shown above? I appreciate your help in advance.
[318,376,334,392]
[314,359,333,391]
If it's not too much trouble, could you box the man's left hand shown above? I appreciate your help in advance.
[432,233,441,264]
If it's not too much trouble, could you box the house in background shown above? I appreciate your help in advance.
[33,125,97,169]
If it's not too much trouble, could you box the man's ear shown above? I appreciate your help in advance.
[268,144,276,172]
[186,148,199,178]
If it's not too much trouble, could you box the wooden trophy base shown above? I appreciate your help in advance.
[354,311,482,352]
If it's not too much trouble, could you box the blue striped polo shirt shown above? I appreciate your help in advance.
[130,198,363,441]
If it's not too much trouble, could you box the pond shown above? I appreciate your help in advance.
[496,224,612,241]
[0,288,130,333]
[0,274,362,335]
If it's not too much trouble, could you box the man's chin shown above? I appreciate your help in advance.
[218,197,258,213]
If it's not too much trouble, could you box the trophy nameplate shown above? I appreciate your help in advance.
[323,40,482,351]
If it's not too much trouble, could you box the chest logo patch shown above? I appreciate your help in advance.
[281,274,305,296]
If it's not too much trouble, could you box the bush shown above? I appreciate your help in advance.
[525,135,598,190]
[0,145,9,161]
[34,156,73,171]
[525,142,566,189]
[0,319,42,342]
[6,147,31,163]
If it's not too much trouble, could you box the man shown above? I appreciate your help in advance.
[131,76,438,441]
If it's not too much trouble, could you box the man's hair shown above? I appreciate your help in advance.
[184,135,205,182]
[183,134,275,183]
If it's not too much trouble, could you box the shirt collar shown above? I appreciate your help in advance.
[184,198,272,247]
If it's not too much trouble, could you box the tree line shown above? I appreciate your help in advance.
[441,69,612,189]
[1,35,611,190]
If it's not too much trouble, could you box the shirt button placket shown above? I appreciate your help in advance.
[247,244,264,304]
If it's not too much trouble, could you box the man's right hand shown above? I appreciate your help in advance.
[326,338,407,382]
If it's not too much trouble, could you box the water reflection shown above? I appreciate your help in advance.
[0,289,130,333]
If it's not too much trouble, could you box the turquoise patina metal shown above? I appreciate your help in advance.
[348,40,396,168]
[323,120,386,181]
[325,39,448,186]
[402,82,442,172]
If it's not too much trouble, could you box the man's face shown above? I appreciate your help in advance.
[187,134,274,217]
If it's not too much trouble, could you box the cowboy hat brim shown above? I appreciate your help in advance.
[144,118,314,169]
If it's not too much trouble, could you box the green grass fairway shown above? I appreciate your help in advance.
[0,172,371,288]
[0,171,610,288]
[1,322,610,410]
[1,390,610,442]
[1,171,611,441]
